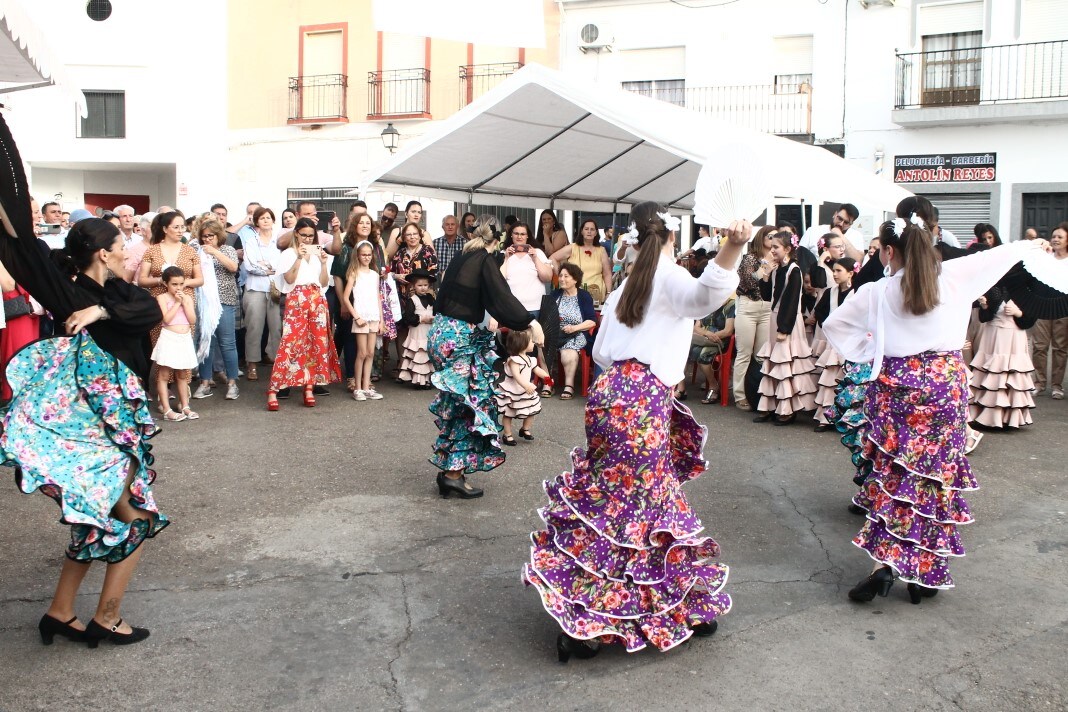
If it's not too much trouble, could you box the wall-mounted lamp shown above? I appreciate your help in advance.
[381,123,400,154]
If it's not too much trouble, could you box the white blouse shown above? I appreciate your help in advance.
[823,240,1044,379]
[593,254,739,385]
[275,248,326,293]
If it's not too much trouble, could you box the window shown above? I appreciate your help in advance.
[921,31,982,106]
[774,36,813,93]
[621,79,685,107]
[774,74,812,94]
[78,91,125,138]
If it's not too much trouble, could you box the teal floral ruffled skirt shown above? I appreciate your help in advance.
[427,315,505,474]
[1,333,168,562]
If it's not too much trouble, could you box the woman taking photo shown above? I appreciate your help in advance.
[0,182,167,648]
[550,262,597,400]
[428,218,544,500]
[385,201,428,259]
[823,218,1048,604]
[524,202,745,660]
[501,221,553,316]
[549,218,613,304]
[240,206,282,381]
[731,225,774,410]
[266,218,342,410]
[537,209,569,255]
[192,219,241,400]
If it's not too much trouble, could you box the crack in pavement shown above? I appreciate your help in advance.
[776,482,845,592]
[385,575,413,712]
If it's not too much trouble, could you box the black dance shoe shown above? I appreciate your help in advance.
[277,387,291,399]
[38,614,85,645]
[752,412,773,423]
[847,503,867,516]
[852,473,868,487]
[773,414,795,426]
[813,423,834,433]
[313,385,330,396]
[848,567,895,602]
[436,472,484,499]
[84,618,150,648]
[691,620,718,637]
[518,429,534,440]
[906,583,939,604]
[557,633,600,663]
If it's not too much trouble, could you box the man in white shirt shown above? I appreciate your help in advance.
[114,204,138,247]
[929,206,960,248]
[686,225,718,255]
[799,203,864,256]
[39,201,66,249]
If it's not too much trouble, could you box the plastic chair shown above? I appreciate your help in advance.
[689,335,735,406]
[557,325,596,397]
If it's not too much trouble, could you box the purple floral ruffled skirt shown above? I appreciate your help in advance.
[523,360,731,653]
[852,351,974,589]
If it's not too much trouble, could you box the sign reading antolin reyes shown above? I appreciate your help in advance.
[893,153,997,184]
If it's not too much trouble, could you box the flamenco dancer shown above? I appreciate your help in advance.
[811,257,856,432]
[0,116,168,647]
[823,215,1050,604]
[428,219,544,499]
[523,202,746,660]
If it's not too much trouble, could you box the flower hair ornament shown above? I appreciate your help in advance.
[657,211,682,233]
[817,237,825,251]
[623,222,640,245]
[853,261,861,274]
[790,233,800,249]
[909,212,926,231]
[892,217,907,238]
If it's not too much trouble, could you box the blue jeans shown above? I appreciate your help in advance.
[198,304,239,381]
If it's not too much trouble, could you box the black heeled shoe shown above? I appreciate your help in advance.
[691,620,718,637]
[813,423,833,432]
[84,618,150,648]
[436,472,484,499]
[906,583,939,604]
[848,567,895,602]
[773,414,795,426]
[752,412,773,423]
[557,633,600,663]
[38,614,85,645]
[518,429,534,440]
[847,503,867,516]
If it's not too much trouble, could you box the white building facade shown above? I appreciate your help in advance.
[557,0,1068,241]
[5,0,228,217]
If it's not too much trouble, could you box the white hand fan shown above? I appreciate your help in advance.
[693,144,771,230]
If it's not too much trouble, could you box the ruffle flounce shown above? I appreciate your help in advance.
[398,346,434,386]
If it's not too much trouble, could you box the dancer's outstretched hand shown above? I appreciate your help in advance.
[724,220,752,246]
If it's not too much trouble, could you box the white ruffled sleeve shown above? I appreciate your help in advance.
[663,258,740,320]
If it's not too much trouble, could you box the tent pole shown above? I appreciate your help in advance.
[801,198,807,234]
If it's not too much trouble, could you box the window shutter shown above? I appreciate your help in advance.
[918,1,984,37]
[619,47,686,82]
[774,35,814,75]
[1021,0,1068,42]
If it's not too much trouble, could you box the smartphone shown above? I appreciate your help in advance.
[515,244,530,253]
[316,210,335,228]
[38,223,62,235]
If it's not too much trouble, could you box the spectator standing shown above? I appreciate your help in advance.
[798,203,864,257]
[192,220,241,400]
[501,222,553,316]
[114,205,137,247]
[732,226,775,410]
[1030,222,1068,398]
[548,219,613,304]
[432,215,467,275]
[137,211,203,353]
[537,210,569,255]
[240,206,282,381]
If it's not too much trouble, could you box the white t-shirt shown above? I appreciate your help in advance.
[275,248,326,293]
[799,224,866,256]
[594,255,739,386]
[503,249,552,312]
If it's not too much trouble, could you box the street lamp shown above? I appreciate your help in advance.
[380,122,400,154]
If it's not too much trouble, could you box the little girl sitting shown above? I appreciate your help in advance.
[494,328,549,445]
[151,266,199,421]
[398,269,436,389]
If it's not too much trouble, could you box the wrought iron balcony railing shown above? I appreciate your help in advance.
[459,62,523,107]
[288,73,347,123]
[368,68,431,119]
[896,39,1068,109]
[625,83,813,136]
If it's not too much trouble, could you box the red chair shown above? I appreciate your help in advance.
[689,334,735,406]
[557,325,596,397]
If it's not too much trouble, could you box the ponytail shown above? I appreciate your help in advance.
[615,201,670,327]
[896,224,941,315]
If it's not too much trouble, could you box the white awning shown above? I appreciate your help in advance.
[0,1,87,116]
[355,64,909,215]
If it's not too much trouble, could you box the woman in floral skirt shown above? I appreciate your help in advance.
[523,202,748,660]
[823,217,1049,604]
[428,218,544,499]
[0,143,167,650]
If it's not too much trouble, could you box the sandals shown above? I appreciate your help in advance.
[345,377,357,392]
[181,407,200,420]
[540,387,553,398]
[519,429,534,441]
[162,409,186,422]
[700,390,719,404]
[964,430,983,455]
[303,386,316,408]
[501,434,517,446]
[560,386,575,400]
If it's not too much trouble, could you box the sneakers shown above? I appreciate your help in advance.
[225,383,240,400]
[353,390,367,401]
[366,389,384,400]
[1053,386,1065,400]
[192,382,214,399]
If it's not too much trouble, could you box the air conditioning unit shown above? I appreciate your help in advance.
[859,0,897,8]
[578,23,614,53]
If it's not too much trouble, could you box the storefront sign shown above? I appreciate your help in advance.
[893,153,997,183]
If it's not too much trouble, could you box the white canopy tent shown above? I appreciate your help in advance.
[0,1,86,116]
[356,63,909,219]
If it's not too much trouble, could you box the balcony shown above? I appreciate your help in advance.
[288,74,347,125]
[894,40,1068,127]
[367,68,431,120]
[625,83,813,137]
[459,62,523,107]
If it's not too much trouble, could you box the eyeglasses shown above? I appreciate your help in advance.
[296,232,316,238]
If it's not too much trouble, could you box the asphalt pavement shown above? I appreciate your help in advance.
[0,378,1065,711]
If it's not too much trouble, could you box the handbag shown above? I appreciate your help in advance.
[3,294,33,319]
[269,281,281,304]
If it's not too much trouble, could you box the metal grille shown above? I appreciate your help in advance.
[286,188,361,223]
[896,39,1068,108]
[288,74,347,122]
[459,62,522,107]
[368,68,431,118]
[923,193,991,239]
[78,90,125,138]
[623,82,812,135]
